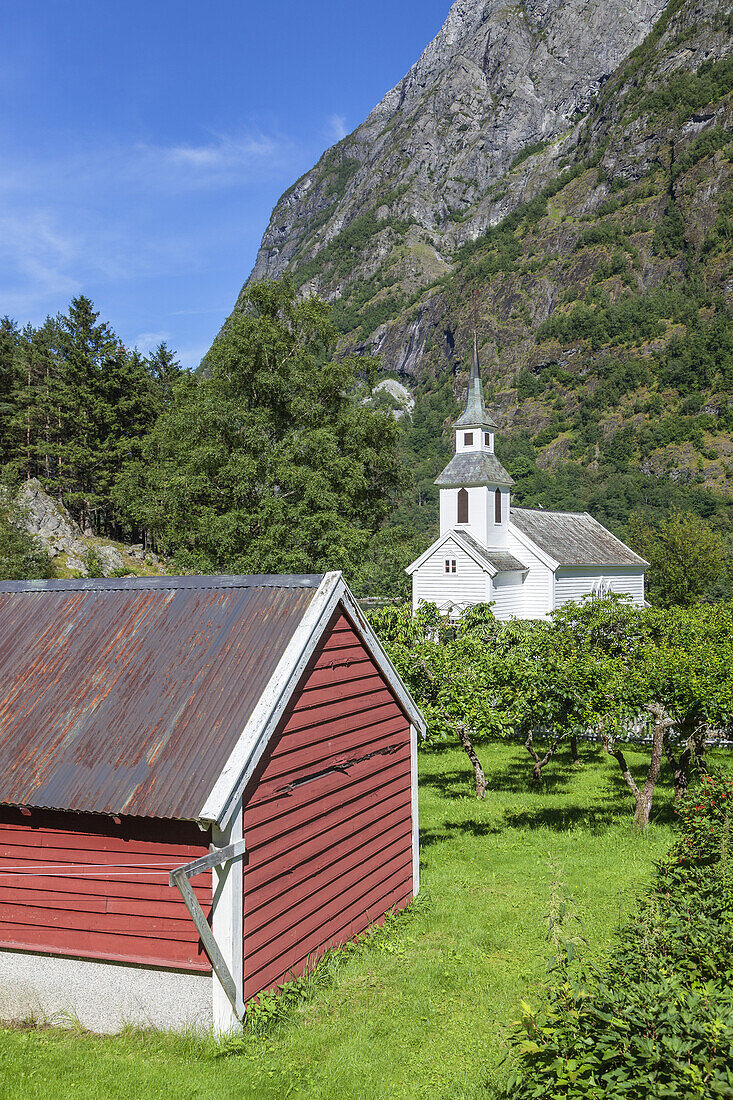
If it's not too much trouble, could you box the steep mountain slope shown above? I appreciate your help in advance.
[250,0,667,296]
[236,0,733,506]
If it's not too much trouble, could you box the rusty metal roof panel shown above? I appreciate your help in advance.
[0,575,322,820]
[510,508,648,567]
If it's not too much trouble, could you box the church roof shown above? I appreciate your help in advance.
[456,531,528,574]
[435,451,514,488]
[510,508,648,567]
[453,335,498,430]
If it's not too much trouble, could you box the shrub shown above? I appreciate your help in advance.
[505,770,733,1099]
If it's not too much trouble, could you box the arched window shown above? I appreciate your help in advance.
[457,488,469,524]
[494,488,502,524]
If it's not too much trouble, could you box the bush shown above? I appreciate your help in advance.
[505,770,733,1099]
[0,503,51,581]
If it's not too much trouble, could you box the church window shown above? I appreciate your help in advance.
[445,559,457,574]
[464,432,473,446]
[484,432,491,448]
[494,488,502,524]
[457,488,469,524]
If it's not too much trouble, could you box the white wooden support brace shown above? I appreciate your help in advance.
[211,807,244,1032]
[169,817,245,1030]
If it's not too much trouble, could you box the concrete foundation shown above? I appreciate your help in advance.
[0,949,212,1033]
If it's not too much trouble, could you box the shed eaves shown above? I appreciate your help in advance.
[0,574,322,821]
[510,508,648,567]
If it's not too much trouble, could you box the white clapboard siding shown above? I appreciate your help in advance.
[413,537,490,612]
[506,531,553,618]
[490,572,525,620]
[554,567,645,608]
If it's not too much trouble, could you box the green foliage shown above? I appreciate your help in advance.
[627,508,729,606]
[1,297,175,540]
[506,769,733,1099]
[370,597,733,819]
[116,281,405,581]
[510,139,552,170]
[0,502,51,581]
[670,126,730,182]
[639,56,733,124]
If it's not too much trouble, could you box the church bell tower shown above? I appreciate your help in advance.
[435,335,513,550]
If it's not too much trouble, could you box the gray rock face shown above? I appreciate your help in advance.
[12,480,131,577]
[15,480,89,563]
[248,0,666,294]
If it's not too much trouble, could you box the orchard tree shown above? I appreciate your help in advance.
[368,601,505,798]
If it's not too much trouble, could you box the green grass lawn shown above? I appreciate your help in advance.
[0,741,678,1100]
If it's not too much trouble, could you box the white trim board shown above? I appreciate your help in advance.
[199,572,426,831]
[406,529,495,577]
[507,521,559,571]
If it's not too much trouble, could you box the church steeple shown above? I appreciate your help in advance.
[434,333,513,549]
[453,334,498,431]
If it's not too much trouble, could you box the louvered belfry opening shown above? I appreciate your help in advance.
[495,487,502,524]
[457,488,469,524]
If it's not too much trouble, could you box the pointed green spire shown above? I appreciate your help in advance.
[453,334,498,429]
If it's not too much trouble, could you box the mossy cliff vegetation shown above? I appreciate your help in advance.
[230,0,733,561]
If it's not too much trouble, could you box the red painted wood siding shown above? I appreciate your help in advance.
[242,609,413,1000]
[0,809,212,971]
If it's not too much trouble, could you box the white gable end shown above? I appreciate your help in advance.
[412,536,490,615]
[506,526,554,619]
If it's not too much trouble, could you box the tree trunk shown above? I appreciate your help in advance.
[604,705,671,830]
[665,723,708,801]
[456,725,486,799]
[525,730,563,784]
[664,738,690,802]
[570,734,580,767]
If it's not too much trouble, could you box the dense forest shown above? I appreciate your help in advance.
[1,277,731,598]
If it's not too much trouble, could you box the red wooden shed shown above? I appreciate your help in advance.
[0,572,425,1033]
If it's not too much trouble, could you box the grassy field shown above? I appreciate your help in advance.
[0,741,678,1100]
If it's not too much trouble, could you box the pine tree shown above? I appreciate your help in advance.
[147,342,184,409]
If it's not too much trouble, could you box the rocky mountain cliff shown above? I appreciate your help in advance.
[251,0,666,292]
[233,0,733,536]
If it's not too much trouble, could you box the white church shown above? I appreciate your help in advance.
[407,340,648,620]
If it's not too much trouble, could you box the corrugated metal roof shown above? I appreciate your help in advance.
[0,574,322,821]
[435,452,514,488]
[455,531,528,574]
[511,508,648,567]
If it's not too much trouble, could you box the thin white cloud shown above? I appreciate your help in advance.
[129,131,298,191]
[327,114,348,141]
[135,331,170,354]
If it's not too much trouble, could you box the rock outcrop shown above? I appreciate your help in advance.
[10,480,164,578]
[249,0,666,294]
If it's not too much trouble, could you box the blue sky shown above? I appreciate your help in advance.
[2,1,450,368]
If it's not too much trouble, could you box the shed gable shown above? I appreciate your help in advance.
[241,609,414,1001]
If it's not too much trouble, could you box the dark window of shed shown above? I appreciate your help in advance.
[464,432,473,446]
[494,488,502,524]
[457,488,469,524]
